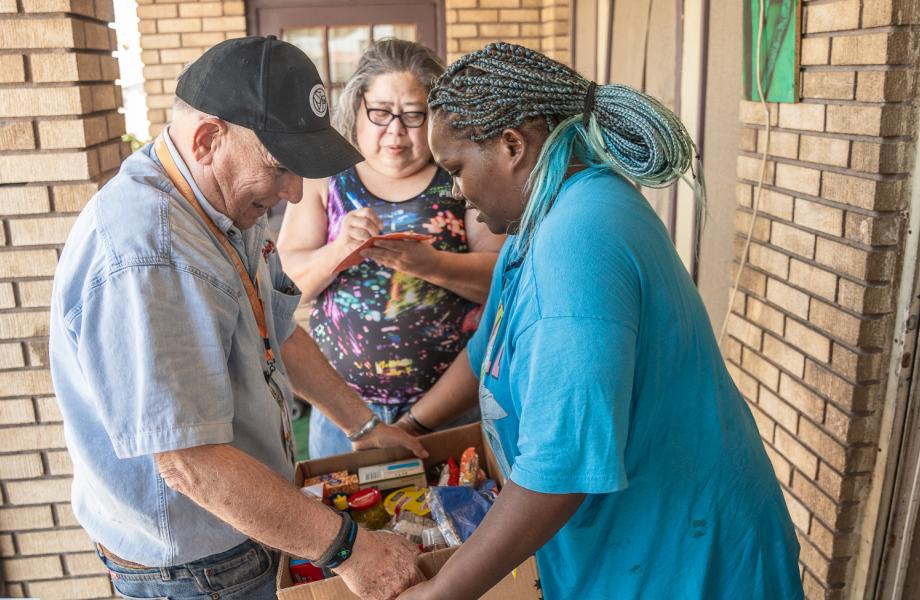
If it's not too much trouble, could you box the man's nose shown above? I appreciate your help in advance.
[282,173,304,204]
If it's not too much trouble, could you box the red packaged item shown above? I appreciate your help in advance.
[290,559,327,585]
[447,457,460,486]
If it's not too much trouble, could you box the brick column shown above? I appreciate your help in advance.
[0,1,128,597]
[137,0,246,138]
[445,0,569,65]
[541,0,569,64]
[726,1,917,598]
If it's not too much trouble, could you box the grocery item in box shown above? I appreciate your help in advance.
[300,483,324,500]
[302,471,359,498]
[358,459,426,492]
[458,447,478,487]
[385,511,438,544]
[427,481,498,547]
[434,457,460,487]
[421,526,447,551]
[347,488,390,530]
[290,559,330,585]
[383,486,430,516]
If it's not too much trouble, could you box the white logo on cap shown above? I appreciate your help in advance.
[309,84,328,118]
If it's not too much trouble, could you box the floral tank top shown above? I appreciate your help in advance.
[310,166,480,405]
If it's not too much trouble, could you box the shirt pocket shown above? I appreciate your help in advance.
[270,275,301,342]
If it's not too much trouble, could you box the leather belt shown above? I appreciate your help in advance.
[96,543,153,570]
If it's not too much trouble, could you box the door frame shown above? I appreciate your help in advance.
[246,0,447,59]
[853,140,920,599]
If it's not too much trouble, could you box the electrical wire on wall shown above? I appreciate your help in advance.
[718,0,771,347]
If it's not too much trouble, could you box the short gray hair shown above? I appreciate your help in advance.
[333,38,444,145]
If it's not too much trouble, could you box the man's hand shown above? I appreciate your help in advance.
[361,239,441,279]
[352,423,428,458]
[335,528,425,600]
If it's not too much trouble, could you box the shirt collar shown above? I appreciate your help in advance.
[161,127,235,234]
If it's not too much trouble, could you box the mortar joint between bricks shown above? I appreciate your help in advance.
[739,150,909,182]
[737,179,906,218]
[802,23,920,37]
[62,13,115,26]
[739,123,914,144]
[801,65,909,73]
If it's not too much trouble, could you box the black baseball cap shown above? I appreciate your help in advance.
[176,35,363,179]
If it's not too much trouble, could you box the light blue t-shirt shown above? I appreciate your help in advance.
[468,168,803,599]
[49,131,302,566]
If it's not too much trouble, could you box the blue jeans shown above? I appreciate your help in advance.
[309,402,411,458]
[309,402,482,459]
[98,539,278,600]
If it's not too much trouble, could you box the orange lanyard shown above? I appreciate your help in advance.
[154,136,276,381]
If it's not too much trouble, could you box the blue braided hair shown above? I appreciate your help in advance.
[428,42,706,257]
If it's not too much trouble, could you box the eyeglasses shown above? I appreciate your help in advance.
[364,103,427,129]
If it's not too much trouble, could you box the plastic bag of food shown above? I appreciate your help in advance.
[385,511,438,544]
[426,484,496,546]
[421,526,447,551]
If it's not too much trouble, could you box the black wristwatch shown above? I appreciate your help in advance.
[312,511,358,569]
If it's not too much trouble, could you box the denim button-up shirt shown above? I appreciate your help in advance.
[49,130,302,566]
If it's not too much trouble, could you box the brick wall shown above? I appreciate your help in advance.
[137,0,246,137]
[726,1,918,598]
[445,0,569,64]
[0,1,128,598]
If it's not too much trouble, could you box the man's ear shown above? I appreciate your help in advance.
[498,128,527,171]
[190,118,228,166]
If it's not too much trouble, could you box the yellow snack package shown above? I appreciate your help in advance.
[384,486,430,516]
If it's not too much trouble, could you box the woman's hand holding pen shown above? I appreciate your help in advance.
[333,205,443,279]
[332,207,383,258]
[362,238,441,279]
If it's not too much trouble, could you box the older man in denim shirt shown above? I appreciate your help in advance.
[49,36,427,600]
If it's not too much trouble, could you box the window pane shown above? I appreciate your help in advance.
[372,24,417,42]
[329,26,371,85]
[283,27,327,83]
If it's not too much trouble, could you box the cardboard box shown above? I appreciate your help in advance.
[276,423,541,600]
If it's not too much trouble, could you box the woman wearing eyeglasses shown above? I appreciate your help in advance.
[278,39,504,458]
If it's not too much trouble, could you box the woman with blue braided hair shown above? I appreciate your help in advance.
[396,43,803,600]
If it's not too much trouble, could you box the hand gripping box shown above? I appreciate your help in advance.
[275,423,541,600]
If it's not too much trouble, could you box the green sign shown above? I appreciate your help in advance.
[743,0,800,103]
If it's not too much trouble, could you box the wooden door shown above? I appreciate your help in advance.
[249,0,445,106]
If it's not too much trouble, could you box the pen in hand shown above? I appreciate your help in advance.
[346,191,363,212]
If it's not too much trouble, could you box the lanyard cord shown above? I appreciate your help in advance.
[153,137,277,382]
